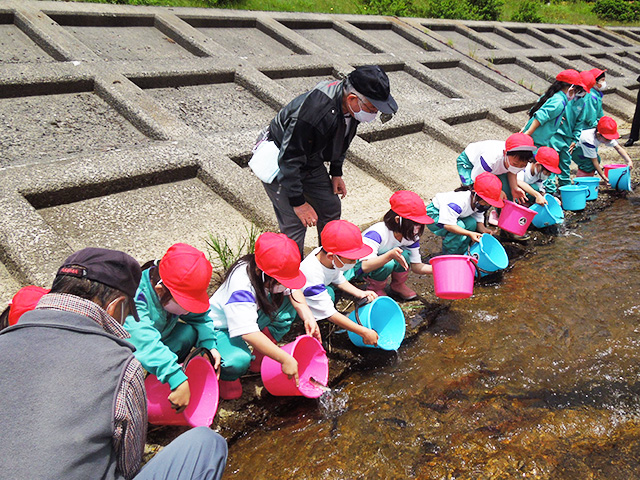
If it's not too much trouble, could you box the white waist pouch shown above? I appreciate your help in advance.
[249,140,280,184]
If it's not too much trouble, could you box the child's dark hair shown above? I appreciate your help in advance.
[506,150,534,163]
[528,81,571,118]
[383,209,425,241]
[454,184,474,192]
[222,254,284,318]
[595,72,605,81]
[0,306,9,332]
[142,261,174,305]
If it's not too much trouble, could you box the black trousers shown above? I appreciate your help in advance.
[629,75,640,141]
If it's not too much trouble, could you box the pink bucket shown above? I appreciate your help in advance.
[497,200,537,236]
[429,255,477,300]
[145,350,219,427]
[261,335,328,398]
[603,163,627,178]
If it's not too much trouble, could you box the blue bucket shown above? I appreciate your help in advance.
[559,185,588,211]
[347,297,406,351]
[530,194,564,228]
[574,177,600,201]
[468,234,508,277]
[609,166,632,191]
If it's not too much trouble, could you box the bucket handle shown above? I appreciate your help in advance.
[466,246,491,278]
[182,347,217,372]
[614,169,628,190]
[352,296,370,326]
[585,185,593,200]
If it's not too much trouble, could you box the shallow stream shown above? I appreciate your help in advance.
[226,197,640,479]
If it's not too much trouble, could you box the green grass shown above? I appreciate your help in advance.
[56,0,640,26]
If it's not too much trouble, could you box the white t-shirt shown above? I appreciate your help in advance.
[299,247,347,320]
[361,222,422,264]
[465,140,524,180]
[432,190,484,226]
[517,163,549,192]
[578,128,618,159]
[207,262,263,338]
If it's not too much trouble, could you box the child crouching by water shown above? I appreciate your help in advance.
[426,173,504,255]
[344,190,434,301]
[207,232,320,400]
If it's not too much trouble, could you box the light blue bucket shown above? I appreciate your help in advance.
[347,297,406,351]
[468,234,508,278]
[574,177,600,200]
[609,166,632,191]
[559,184,588,211]
[530,194,564,228]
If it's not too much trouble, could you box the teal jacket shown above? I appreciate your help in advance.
[124,269,215,389]
[575,89,603,134]
[524,91,568,147]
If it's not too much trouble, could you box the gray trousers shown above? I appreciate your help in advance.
[134,427,227,480]
[263,166,341,255]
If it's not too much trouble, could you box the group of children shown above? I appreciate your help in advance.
[0,67,634,410]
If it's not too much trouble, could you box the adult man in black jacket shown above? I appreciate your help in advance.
[252,65,397,254]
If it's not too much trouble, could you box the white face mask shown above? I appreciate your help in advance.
[271,283,287,294]
[350,98,378,123]
[507,164,523,174]
[575,91,587,98]
[332,256,355,272]
[164,299,189,316]
[597,81,606,91]
[567,86,576,101]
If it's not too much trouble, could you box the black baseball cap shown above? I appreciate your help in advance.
[348,65,398,115]
[57,247,142,321]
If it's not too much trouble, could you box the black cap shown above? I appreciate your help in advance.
[348,65,398,115]
[57,247,142,321]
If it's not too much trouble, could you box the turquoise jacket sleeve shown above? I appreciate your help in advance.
[531,92,567,147]
[123,270,188,390]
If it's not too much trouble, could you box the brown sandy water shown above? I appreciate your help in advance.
[225,197,640,479]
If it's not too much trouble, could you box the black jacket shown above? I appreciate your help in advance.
[269,79,358,207]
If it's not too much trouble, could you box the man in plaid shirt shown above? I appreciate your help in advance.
[0,248,227,480]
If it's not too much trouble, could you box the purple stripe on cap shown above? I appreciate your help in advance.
[447,203,463,214]
[480,156,491,172]
[303,284,327,297]
[364,231,382,244]
[226,290,256,305]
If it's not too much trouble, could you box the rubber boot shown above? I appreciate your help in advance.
[366,277,388,297]
[219,379,242,400]
[249,327,277,373]
[390,271,417,300]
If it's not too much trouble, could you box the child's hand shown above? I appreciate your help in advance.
[386,247,409,271]
[281,356,299,387]
[568,142,576,154]
[209,348,222,379]
[511,187,526,203]
[360,290,378,303]
[468,232,483,243]
[168,380,191,413]
[303,317,322,342]
[535,194,547,205]
[362,328,379,346]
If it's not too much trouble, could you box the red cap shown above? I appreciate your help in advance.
[321,220,373,260]
[597,116,620,140]
[389,191,434,225]
[255,232,306,289]
[589,68,607,80]
[159,243,212,314]
[535,146,561,174]
[474,173,505,208]
[8,286,49,326]
[556,69,586,89]
[580,70,596,92]
[505,133,536,153]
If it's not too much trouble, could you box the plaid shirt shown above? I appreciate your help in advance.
[37,293,147,480]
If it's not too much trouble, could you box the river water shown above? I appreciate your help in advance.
[225,197,640,479]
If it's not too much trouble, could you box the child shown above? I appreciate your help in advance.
[570,70,598,145]
[581,68,605,130]
[516,146,561,206]
[572,116,633,181]
[207,232,320,400]
[523,69,588,192]
[124,243,221,413]
[300,219,379,346]
[0,285,49,332]
[426,172,504,255]
[344,190,434,300]
[456,133,537,203]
